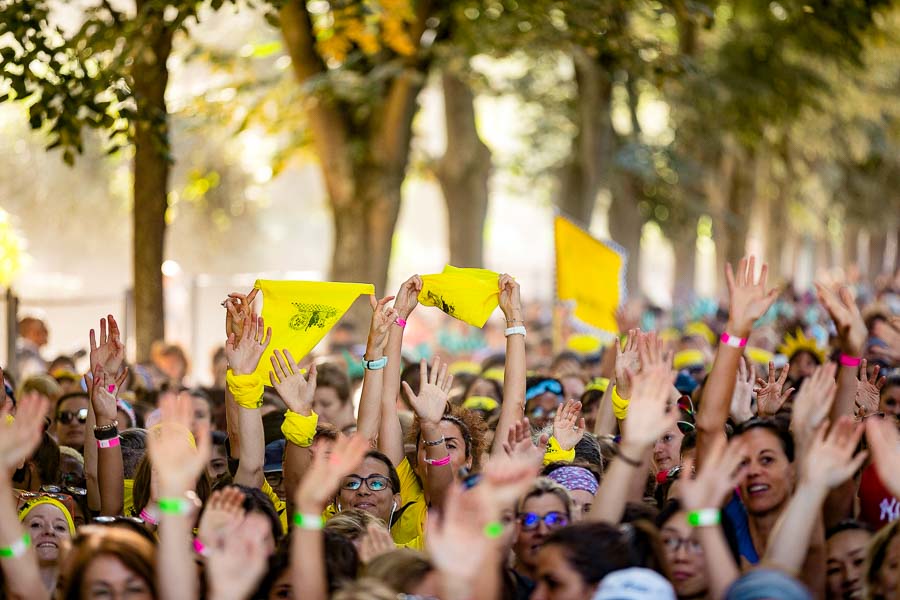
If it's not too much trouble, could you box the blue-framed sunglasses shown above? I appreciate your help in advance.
[518,511,569,531]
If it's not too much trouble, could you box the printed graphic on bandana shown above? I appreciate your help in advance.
[423,291,457,319]
[288,303,339,331]
[418,266,500,328]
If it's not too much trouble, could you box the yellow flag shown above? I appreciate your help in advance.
[418,265,500,328]
[253,280,374,380]
[554,216,625,334]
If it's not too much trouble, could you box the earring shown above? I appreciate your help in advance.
[337,502,342,512]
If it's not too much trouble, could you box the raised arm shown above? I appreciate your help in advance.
[696,256,777,469]
[402,357,455,509]
[492,274,525,455]
[271,351,317,513]
[149,392,212,600]
[90,366,128,516]
[222,290,258,461]
[0,392,51,600]
[226,315,272,489]
[678,435,748,599]
[356,295,398,442]
[764,417,866,595]
[590,361,677,524]
[816,284,869,421]
[292,434,370,600]
[378,276,421,466]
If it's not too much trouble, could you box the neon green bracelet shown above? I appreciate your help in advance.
[157,497,191,515]
[0,534,30,558]
[293,513,325,530]
[686,508,721,527]
[484,522,504,539]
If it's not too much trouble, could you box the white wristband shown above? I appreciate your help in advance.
[504,325,526,338]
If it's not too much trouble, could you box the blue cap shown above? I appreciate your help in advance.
[725,569,811,600]
[263,439,285,473]
[675,372,699,395]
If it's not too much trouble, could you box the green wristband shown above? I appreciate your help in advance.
[484,522,504,539]
[686,508,721,527]
[0,534,30,558]
[293,513,325,530]
[157,497,190,516]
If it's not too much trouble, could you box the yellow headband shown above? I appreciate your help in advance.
[673,349,706,371]
[462,396,499,413]
[449,361,481,376]
[566,334,603,355]
[482,368,505,383]
[18,497,76,536]
[746,347,775,366]
[684,322,716,346]
[585,377,610,394]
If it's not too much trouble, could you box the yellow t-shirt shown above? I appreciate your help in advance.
[321,458,426,550]
[123,479,134,516]
[261,479,288,535]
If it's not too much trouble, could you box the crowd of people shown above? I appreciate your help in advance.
[0,256,899,600]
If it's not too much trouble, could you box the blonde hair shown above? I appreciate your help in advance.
[325,509,386,541]
[332,578,398,600]
[17,374,63,403]
[518,477,573,518]
[364,549,433,594]
[864,519,900,600]
[58,445,84,465]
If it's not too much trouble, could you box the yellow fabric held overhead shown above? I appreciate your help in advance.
[418,265,500,328]
[554,216,625,335]
[253,280,374,380]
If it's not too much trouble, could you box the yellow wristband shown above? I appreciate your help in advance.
[226,370,264,409]
[543,436,576,465]
[611,384,630,420]
[282,410,319,448]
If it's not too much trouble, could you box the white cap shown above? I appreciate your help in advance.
[592,568,676,600]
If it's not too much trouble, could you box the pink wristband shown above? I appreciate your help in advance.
[97,436,120,449]
[840,354,861,367]
[424,455,451,467]
[720,332,748,348]
[193,538,210,557]
[139,508,159,526]
[394,317,407,328]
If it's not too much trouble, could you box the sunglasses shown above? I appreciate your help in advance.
[525,380,563,401]
[676,421,696,434]
[527,406,558,421]
[15,491,77,518]
[57,408,88,425]
[93,515,146,525]
[342,475,392,493]
[518,511,569,531]
[41,484,87,497]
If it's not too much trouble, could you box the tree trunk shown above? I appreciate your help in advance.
[132,1,172,363]
[555,49,614,226]
[609,172,644,295]
[436,71,491,268]
[720,146,753,272]
[672,226,697,302]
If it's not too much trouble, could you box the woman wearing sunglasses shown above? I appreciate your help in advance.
[54,392,90,453]
[512,478,572,584]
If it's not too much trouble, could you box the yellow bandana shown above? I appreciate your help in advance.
[281,410,319,448]
[418,265,500,328]
[253,280,374,380]
[226,370,264,410]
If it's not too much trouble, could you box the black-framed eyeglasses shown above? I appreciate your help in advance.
[57,408,88,425]
[518,511,569,531]
[662,535,703,555]
[342,475,392,493]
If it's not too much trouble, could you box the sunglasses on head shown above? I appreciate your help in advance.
[57,408,88,425]
[341,475,392,493]
[41,484,87,497]
[525,380,563,401]
[15,491,77,517]
[518,511,569,531]
[676,421,696,434]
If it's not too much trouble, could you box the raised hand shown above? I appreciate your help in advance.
[206,512,270,600]
[622,364,678,449]
[0,391,49,476]
[866,417,900,498]
[552,399,585,451]
[725,256,778,337]
[855,359,885,418]
[402,357,453,426]
[679,436,748,511]
[637,331,669,371]
[366,295,398,356]
[614,329,641,400]
[89,365,127,426]
[816,283,867,356]
[394,275,423,320]
[147,392,212,496]
[89,315,125,377]
[498,274,522,323]
[269,351,317,416]
[198,487,246,551]
[502,417,549,467]
[480,448,541,510]
[730,358,756,424]
[790,362,837,442]
[225,315,272,376]
[223,288,259,343]
[754,362,795,418]
[295,433,369,513]
[800,417,867,491]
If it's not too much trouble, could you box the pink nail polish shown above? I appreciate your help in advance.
[108,385,115,393]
